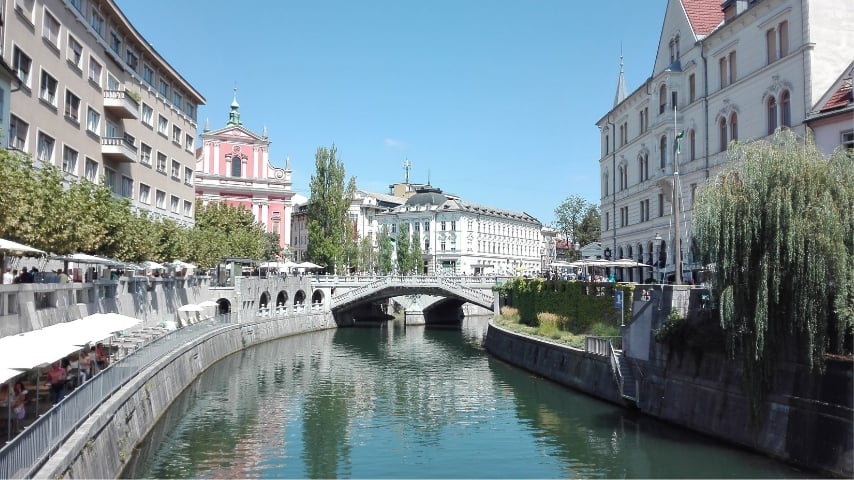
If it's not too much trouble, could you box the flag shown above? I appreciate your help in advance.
[674,130,685,154]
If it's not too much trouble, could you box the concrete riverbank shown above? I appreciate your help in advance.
[36,312,336,479]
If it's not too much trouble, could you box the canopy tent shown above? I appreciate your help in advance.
[51,253,122,266]
[197,300,219,308]
[177,304,203,312]
[0,330,84,371]
[140,261,166,270]
[608,259,652,268]
[296,261,322,269]
[0,367,25,384]
[0,239,46,256]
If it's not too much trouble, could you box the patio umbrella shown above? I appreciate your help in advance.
[297,261,322,269]
[177,304,204,312]
[610,259,652,268]
[141,261,166,270]
[197,300,218,308]
[0,239,45,256]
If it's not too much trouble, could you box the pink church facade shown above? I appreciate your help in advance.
[194,95,294,251]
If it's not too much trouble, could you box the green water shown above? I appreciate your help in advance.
[124,317,808,478]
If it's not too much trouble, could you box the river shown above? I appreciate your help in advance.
[122,316,808,478]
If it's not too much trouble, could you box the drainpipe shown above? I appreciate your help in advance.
[701,40,710,178]
[607,115,617,262]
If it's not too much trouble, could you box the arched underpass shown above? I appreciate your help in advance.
[330,281,495,327]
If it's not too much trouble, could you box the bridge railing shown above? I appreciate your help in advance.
[328,275,496,310]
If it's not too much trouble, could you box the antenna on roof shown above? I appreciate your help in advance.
[403,158,411,184]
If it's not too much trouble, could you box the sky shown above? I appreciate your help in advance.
[117,0,667,226]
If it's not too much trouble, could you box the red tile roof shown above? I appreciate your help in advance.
[681,0,725,37]
[818,75,853,113]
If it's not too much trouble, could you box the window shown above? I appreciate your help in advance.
[43,10,60,47]
[184,166,193,184]
[67,35,82,68]
[719,117,728,151]
[659,84,667,114]
[638,110,644,134]
[170,195,179,213]
[37,132,55,164]
[143,64,154,85]
[9,115,29,150]
[158,79,168,97]
[140,143,152,166]
[767,96,778,135]
[105,120,118,139]
[441,221,446,231]
[62,146,78,174]
[171,159,180,179]
[842,131,854,151]
[173,91,183,111]
[86,107,100,134]
[139,184,151,204]
[70,0,81,12]
[451,221,456,231]
[104,167,116,192]
[728,51,737,85]
[12,47,32,88]
[603,172,609,196]
[157,115,168,135]
[779,21,789,57]
[40,70,58,106]
[121,176,133,198]
[107,74,118,91]
[638,153,648,182]
[156,152,167,173]
[231,156,241,177]
[719,57,728,89]
[671,91,678,111]
[689,74,696,103]
[183,200,192,216]
[84,157,98,182]
[440,240,446,252]
[424,222,429,232]
[172,125,181,144]
[781,90,791,127]
[659,135,667,168]
[184,102,196,119]
[185,134,194,151]
[126,49,138,71]
[689,129,696,161]
[90,8,103,36]
[109,30,121,55]
[766,28,777,64]
[730,113,738,142]
[658,193,664,217]
[88,57,102,86]
[139,103,152,127]
[155,190,166,209]
[64,90,80,122]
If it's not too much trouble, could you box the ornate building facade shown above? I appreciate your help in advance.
[597,0,853,283]
[194,93,294,250]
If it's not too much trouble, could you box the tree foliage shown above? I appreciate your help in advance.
[694,131,853,415]
[554,195,598,257]
[395,223,412,274]
[377,226,394,275]
[577,205,601,247]
[306,145,355,274]
[0,148,276,270]
[411,230,425,274]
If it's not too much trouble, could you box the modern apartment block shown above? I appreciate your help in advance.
[3,0,205,225]
[596,0,853,283]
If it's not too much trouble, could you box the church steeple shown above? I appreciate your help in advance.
[226,84,242,126]
[613,52,626,107]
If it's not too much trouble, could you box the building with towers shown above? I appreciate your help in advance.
[194,89,294,251]
[596,0,853,284]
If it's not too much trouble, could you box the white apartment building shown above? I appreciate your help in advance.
[597,0,853,283]
[378,187,545,276]
[4,0,205,225]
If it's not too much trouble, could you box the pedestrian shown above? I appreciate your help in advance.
[2,268,12,284]
[47,362,67,404]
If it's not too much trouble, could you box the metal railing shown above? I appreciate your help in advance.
[0,314,234,479]
[584,336,624,397]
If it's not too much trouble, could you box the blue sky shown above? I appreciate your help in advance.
[117,0,666,226]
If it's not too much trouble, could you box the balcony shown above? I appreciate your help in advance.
[101,136,138,162]
[103,90,139,119]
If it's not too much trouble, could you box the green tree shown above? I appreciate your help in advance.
[395,223,411,274]
[190,201,268,268]
[554,195,590,259]
[577,205,601,247]
[377,226,394,275]
[262,232,283,261]
[694,131,853,417]
[306,145,355,274]
[358,236,376,274]
[411,229,425,274]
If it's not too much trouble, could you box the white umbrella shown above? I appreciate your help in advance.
[141,261,166,270]
[0,238,45,255]
[177,304,204,312]
[297,261,322,269]
[53,253,121,266]
[169,260,197,269]
[610,259,652,268]
[197,300,218,308]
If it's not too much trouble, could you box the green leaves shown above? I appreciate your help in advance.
[306,145,355,274]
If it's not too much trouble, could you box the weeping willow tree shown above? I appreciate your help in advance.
[694,130,853,416]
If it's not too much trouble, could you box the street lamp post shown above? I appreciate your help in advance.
[654,232,662,284]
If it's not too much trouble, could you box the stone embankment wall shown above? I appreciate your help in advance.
[36,311,336,479]
[484,323,624,405]
[491,284,853,478]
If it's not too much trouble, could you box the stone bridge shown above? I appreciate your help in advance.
[317,275,501,325]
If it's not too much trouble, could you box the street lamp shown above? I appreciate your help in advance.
[573,241,581,261]
[654,232,662,283]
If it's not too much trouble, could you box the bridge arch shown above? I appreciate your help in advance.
[311,289,324,306]
[276,290,289,308]
[259,291,271,309]
[293,290,307,305]
[216,298,231,314]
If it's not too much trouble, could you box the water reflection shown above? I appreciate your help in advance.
[124,317,806,479]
